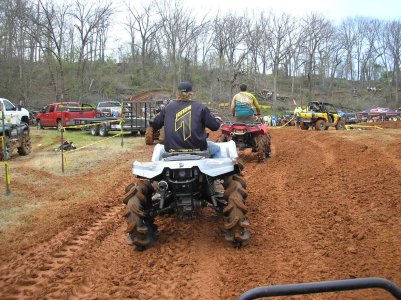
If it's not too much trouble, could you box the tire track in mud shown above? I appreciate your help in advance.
[217,129,345,298]
[68,210,226,300]
[0,205,123,299]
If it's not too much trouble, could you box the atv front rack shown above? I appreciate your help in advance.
[238,277,401,299]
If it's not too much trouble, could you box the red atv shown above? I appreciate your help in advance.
[217,121,271,161]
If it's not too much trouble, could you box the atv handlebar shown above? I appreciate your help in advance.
[237,277,401,300]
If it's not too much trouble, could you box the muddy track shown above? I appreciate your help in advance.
[0,127,400,299]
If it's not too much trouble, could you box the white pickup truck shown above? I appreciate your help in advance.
[0,97,30,125]
[1,98,31,160]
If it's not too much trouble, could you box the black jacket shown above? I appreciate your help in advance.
[152,100,220,152]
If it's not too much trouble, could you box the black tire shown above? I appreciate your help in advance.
[145,126,154,145]
[255,133,271,161]
[335,120,346,130]
[222,175,250,247]
[37,120,43,130]
[300,122,309,130]
[315,119,326,131]
[158,127,165,144]
[17,131,31,156]
[99,124,108,137]
[90,125,100,136]
[0,136,11,161]
[124,181,156,251]
[57,120,63,131]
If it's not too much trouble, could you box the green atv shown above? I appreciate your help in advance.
[299,101,346,131]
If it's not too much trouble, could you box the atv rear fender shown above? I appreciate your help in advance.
[133,141,239,179]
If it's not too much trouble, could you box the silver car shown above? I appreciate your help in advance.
[97,101,121,117]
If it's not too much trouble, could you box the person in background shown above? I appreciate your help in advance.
[152,81,221,157]
[271,114,277,126]
[231,84,261,123]
[293,106,303,128]
[263,115,270,125]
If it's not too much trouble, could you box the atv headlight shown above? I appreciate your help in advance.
[173,168,192,179]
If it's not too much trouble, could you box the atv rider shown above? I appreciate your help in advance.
[152,81,221,157]
[231,84,261,123]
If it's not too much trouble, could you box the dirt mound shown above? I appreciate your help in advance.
[359,120,401,129]
[0,126,400,299]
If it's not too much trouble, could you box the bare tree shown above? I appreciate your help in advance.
[212,13,248,97]
[156,0,207,89]
[385,20,401,104]
[300,13,334,94]
[70,0,113,87]
[287,23,306,96]
[125,0,160,79]
[264,12,296,101]
[27,0,71,101]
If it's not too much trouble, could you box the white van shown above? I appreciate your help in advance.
[0,98,30,125]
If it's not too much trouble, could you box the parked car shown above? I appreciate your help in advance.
[36,102,99,130]
[96,101,122,117]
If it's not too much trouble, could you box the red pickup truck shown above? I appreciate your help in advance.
[36,102,100,130]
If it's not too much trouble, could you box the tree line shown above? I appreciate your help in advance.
[0,0,400,109]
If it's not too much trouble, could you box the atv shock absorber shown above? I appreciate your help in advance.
[158,180,168,209]
[206,175,218,207]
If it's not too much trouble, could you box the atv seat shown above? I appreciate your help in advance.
[151,140,238,161]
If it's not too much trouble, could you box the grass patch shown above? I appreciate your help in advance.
[29,128,145,175]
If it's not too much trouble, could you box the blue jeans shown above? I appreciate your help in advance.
[207,140,221,157]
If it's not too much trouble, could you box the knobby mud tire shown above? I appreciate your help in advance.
[315,119,326,131]
[256,133,271,162]
[124,180,156,251]
[336,120,346,130]
[222,174,250,247]
[17,131,31,156]
[300,122,309,130]
[0,136,11,161]
[158,127,165,144]
[145,127,154,145]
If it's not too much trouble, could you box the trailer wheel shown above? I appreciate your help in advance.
[57,120,63,131]
[222,175,250,247]
[99,124,108,136]
[158,128,165,144]
[145,126,154,145]
[124,180,156,251]
[90,125,100,136]
[17,131,31,156]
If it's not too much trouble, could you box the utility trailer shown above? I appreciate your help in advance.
[74,101,159,137]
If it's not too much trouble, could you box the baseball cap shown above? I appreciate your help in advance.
[178,81,192,92]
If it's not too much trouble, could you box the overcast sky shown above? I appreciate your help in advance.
[106,0,401,55]
[179,0,401,22]
[113,0,401,22]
